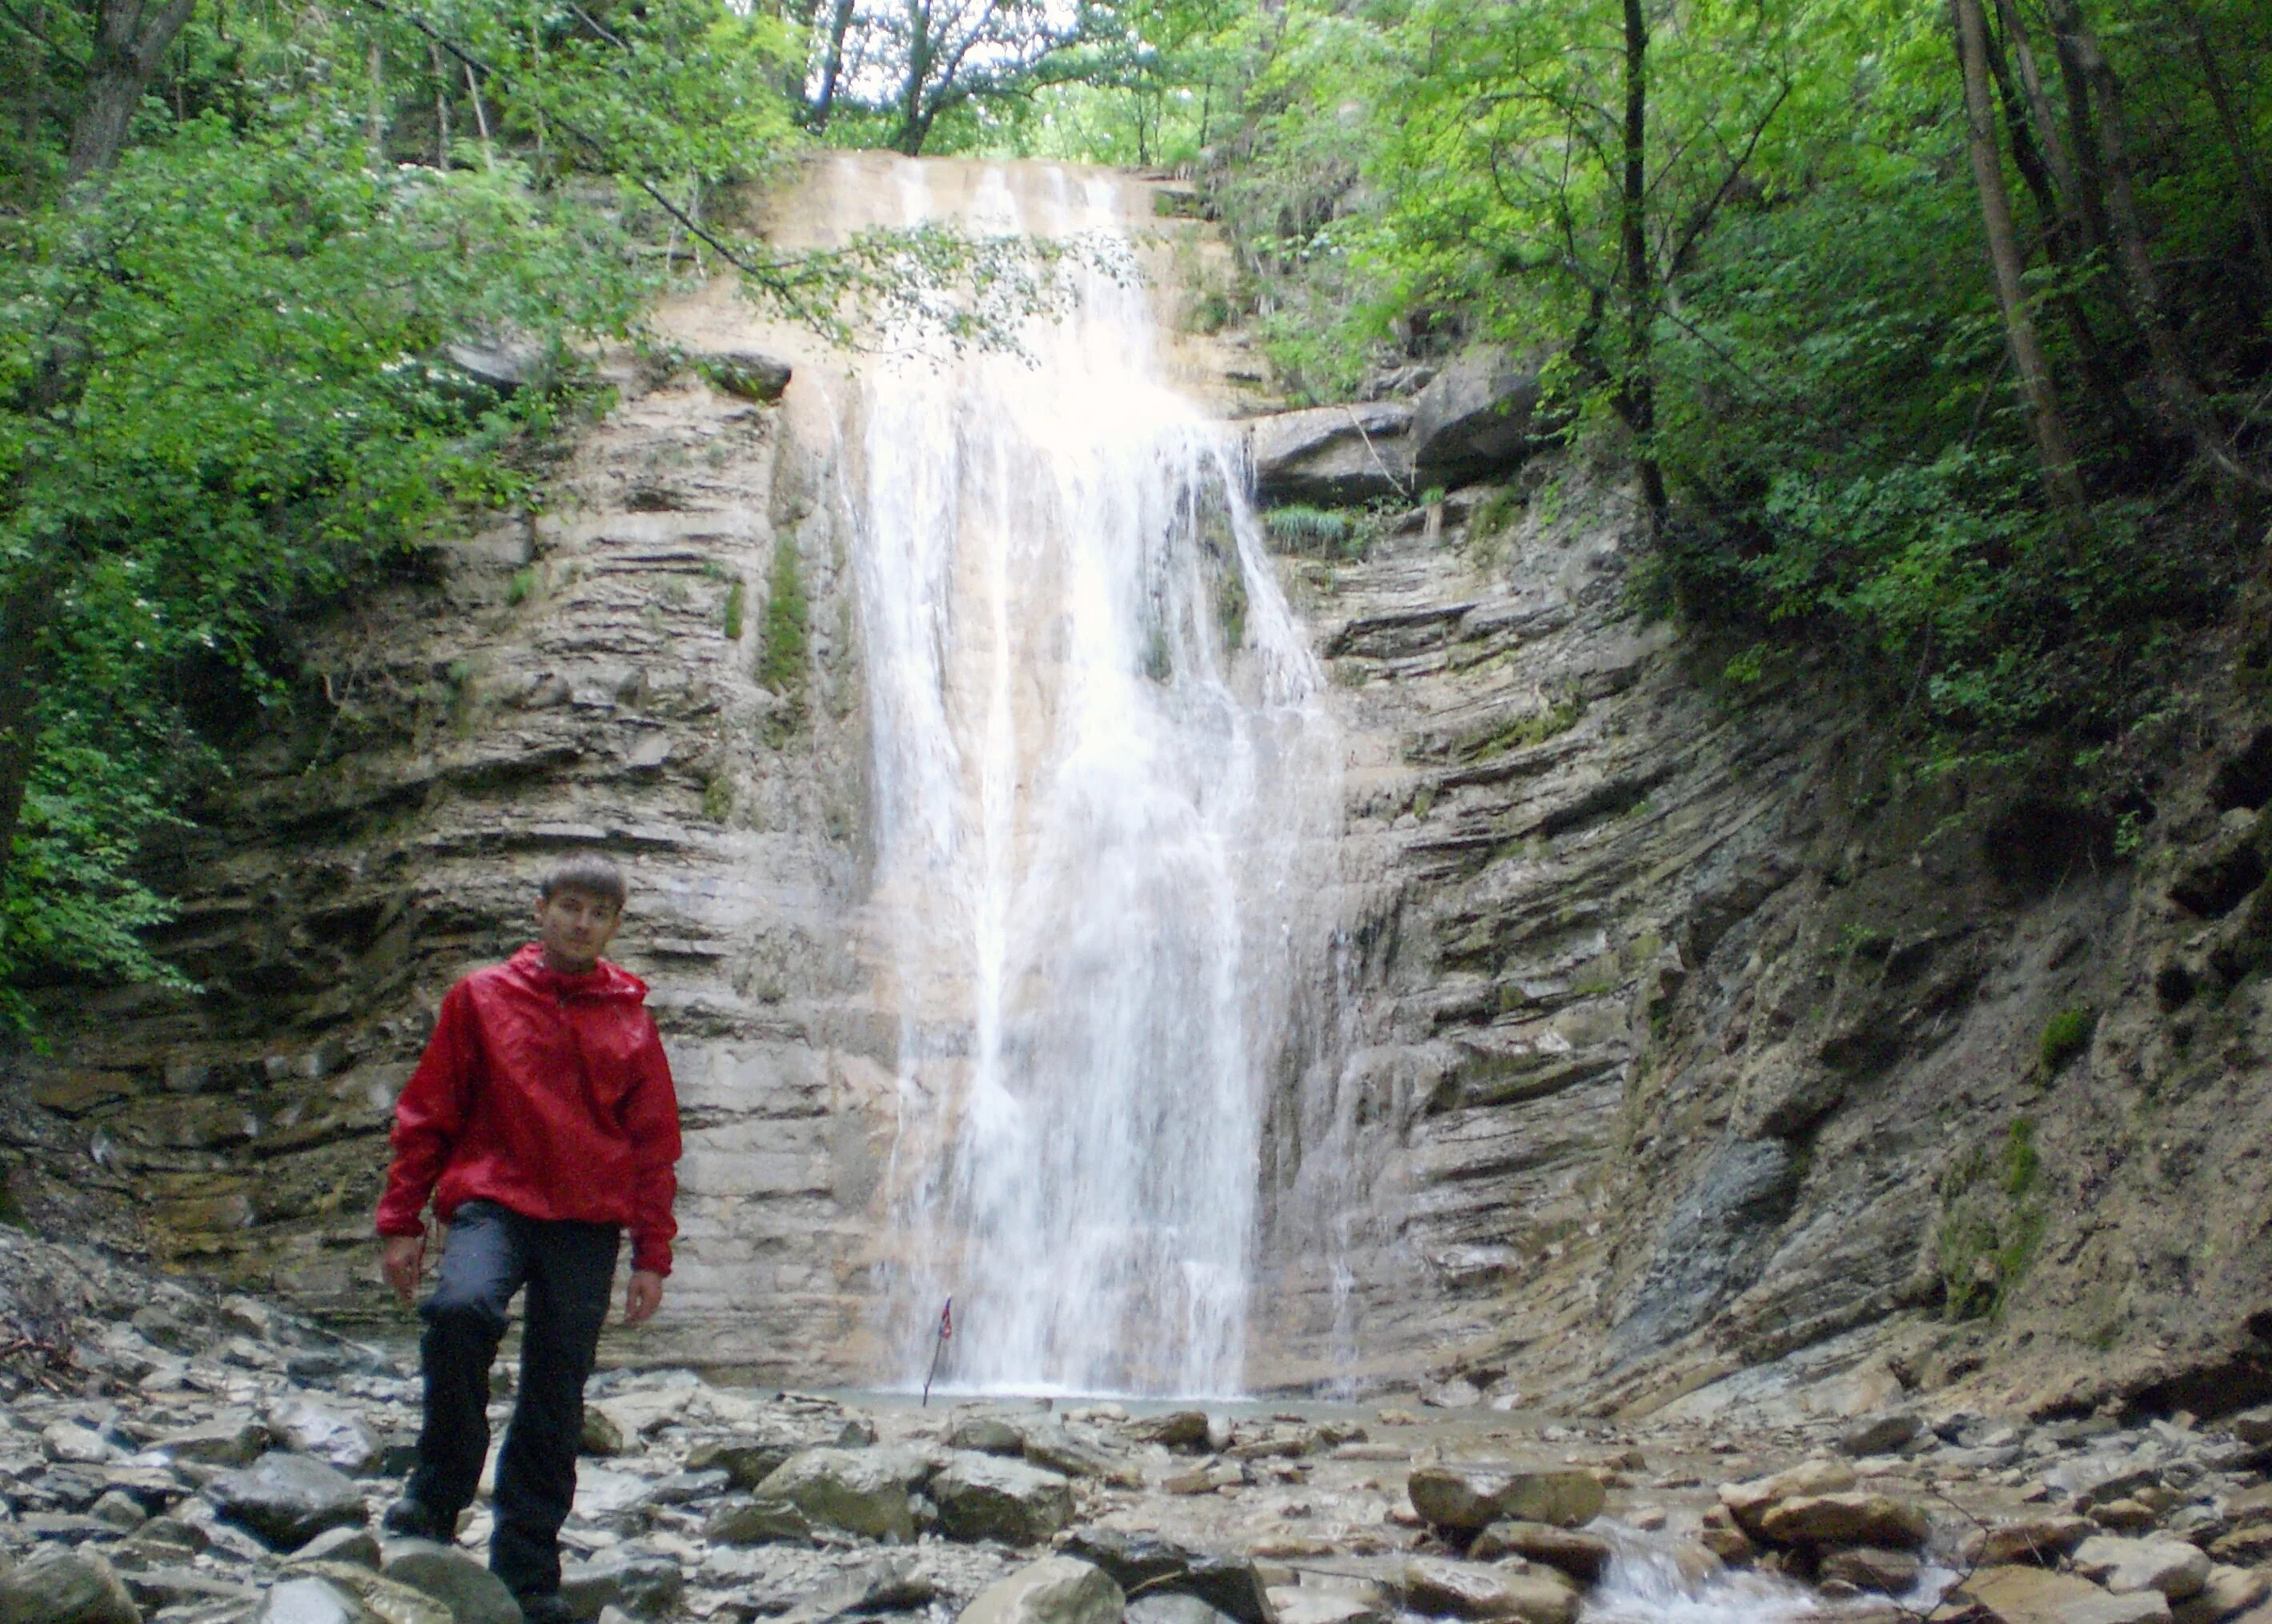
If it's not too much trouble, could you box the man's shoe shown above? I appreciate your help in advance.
[381,1498,450,1541]
[516,1594,573,1624]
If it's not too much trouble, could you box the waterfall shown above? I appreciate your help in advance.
[821,158,1338,1397]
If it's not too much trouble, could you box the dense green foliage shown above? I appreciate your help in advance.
[1190,0,2268,761]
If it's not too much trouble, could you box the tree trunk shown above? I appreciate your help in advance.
[809,0,856,131]
[66,0,198,182]
[2049,0,2262,490]
[1619,0,1668,531]
[2046,7,2115,258]
[1953,0,2089,511]
[1984,0,2146,455]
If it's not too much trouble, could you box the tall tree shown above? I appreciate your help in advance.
[1951,0,2086,511]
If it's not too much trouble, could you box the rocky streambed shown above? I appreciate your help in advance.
[5,1233,2272,1624]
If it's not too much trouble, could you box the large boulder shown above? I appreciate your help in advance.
[1247,403,1415,506]
[930,1453,1075,1546]
[1410,347,1547,488]
[751,1446,929,1543]
[1960,1566,2174,1624]
[1058,1528,1274,1624]
[957,1558,1124,1624]
[1400,1558,1578,1624]
[0,1548,141,1624]
[1407,1466,1606,1534]
[379,1540,521,1624]
[208,1451,369,1550]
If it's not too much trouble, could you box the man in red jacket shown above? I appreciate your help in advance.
[374,856,681,1624]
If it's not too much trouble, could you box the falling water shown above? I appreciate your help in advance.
[821,158,1337,1397]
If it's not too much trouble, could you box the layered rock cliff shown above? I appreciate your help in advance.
[10,157,2272,1422]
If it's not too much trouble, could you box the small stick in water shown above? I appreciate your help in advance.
[921,1297,953,1407]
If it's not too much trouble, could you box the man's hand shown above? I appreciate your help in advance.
[624,1269,664,1326]
[380,1233,426,1306]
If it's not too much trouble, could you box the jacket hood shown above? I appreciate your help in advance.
[503,941,649,1003]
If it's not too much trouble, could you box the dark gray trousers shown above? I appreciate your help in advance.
[405,1200,619,1606]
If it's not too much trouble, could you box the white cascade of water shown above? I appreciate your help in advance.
[838,160,1338,1397]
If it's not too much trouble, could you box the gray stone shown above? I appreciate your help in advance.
[382,1539,521,1624]
[1819,1547,1922,1595]
[291,1526,384,1569]
[930,1452,1075,1546]
[1756,1492,1929,1550]
[702,1495,815,1546]
[158,1413,270,1467]
[1840,1413,1924,1458]
[777,1555,937,1624]
[558,1550,684,1621]
[1248,402,1415,505]
[682,1436,806,1489]
[957,1558,1124,1624]
[2173,1567,2270,1624]
[257,1578,380,1624]
[1411,347,1547,487]
[1020,1422,1134,1484]
[88,1489,147,1530]
[1058,1528,1274,1624]
[290,1563,454,1624]
[443,337,550,396]
[42,1421,122,1466]
[2073,1538,2214,1602]
[269,1400,379,1474]
[1123,1411,1210,1451]
[1407,1466,1607,1533]
[122,1567,256,1611]
[1400,1557,1579,1624]
[1718,1460,1858,1538]
[948,1414,1029,1456]
[751,1446,929,1543]
[697,351,793,403]
[207,1450,369,1549]
[1467,1522,1612,1582]
[580,1406,627,1458]
[1966,1517,2097,1567]
[1130,1598,1242,1624]
[0,1549,142,1624]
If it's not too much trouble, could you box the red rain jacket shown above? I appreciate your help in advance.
[376,944,683,1275]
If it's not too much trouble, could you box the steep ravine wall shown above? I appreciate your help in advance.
[10,162,2272,1419]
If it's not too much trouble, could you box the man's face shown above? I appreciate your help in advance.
[534,887,622,973]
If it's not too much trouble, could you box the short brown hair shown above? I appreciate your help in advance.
[538,856,627,909]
